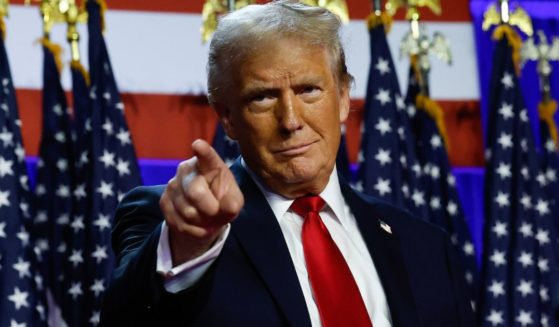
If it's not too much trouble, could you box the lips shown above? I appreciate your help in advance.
[273,141,317,156]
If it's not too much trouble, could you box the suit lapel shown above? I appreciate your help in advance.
[229,162,312,327]
[341,182,421,327]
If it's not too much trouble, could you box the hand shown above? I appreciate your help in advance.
[160,139,244,266]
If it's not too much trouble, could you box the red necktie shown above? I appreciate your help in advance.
[291,196,372,327]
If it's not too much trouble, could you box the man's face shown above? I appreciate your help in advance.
[219,38,350,198]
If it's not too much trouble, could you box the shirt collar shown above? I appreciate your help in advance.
[241,158,347,224]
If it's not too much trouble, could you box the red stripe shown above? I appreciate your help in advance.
[12,0,472,21]
[17,89,482,166]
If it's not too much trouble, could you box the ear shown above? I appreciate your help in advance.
[215,103,238,140]
[338,83,350,124]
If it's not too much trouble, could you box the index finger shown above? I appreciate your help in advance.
[191,139,226,174]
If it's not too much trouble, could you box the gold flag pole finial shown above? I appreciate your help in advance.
[59,0,87,63]
[366,0,393,33]
[482,0,533,36]
[521,30,559,149]
[0,0,9,39]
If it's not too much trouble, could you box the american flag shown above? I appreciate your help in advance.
[34,40,78,321]
[405,61,478,301]
[0,34,47,326]
[60,1,143,325]
[479,30,558,326]
[355,21,427,218]
[538,100,559,240]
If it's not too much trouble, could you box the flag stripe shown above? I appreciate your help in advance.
[10,0,473,21]
[6,6,479,99]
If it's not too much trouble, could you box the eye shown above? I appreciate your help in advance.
[299,85,321,101]
[247,93,275,112]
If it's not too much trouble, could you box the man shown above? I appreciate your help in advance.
[100,1,475,326]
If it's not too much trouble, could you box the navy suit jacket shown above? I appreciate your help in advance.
[100,162,475,326]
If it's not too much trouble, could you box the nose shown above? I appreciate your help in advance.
[277,91,304,134]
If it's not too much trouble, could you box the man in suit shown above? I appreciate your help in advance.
[100,1,475,326]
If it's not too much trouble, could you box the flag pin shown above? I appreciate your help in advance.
[379,220,392,234]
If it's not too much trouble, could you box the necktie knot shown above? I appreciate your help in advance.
[291,195,325,218]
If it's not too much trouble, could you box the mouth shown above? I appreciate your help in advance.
[273,141,317,157]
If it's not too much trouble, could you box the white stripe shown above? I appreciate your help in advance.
[6,6,478,99]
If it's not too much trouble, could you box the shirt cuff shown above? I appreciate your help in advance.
[156,221,231,293]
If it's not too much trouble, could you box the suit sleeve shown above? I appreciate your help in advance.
[99,186,217,326]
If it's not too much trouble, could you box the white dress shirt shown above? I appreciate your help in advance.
[156,164,393,327]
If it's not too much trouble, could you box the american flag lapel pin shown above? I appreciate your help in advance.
[379,220,392,234]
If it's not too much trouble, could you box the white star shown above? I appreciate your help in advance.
[69,250,84,267]
[0,189,10,208]
[430,197,441,210]
[56,185,71,198]
[96,181,114,199]
[103,91,111,101]
[490,250,506,267]
[521,139,528,152]
[116,159,131,176]
[71,216,85,233]
[540,286,550,302]
[0,127,14,147]
[374,149,392,166]
[90,311,101,326]
[8,287,29,310]
[74,184,87,199]
[536,173,547,186]
[411,190,425,207]
[56,159,68,172]
[492,221,507,238]
[94,214,111,231]
[498,103,514,120]
[546,168,557,182]
[10,319,25,327]
[545,138,557,153]
[520,193,532,210]
[516,310,533,326]
[538,258,550,272]
[430,135,442,148]
[535,229,550,245]
[375,118,392,135]
[102,119,114,135]
[375,89,391,106]
[52,104,63,115]
[56,214,70,225]
[412,164,422,177]
[463,242,474,256]
[35,184,46,196]
[488,280,505,298]
[99,150,115,168]
[497,133,513,149]
[517,252,533,268]
[447,174,456,186]
[91,246,108,264]
[519,222,533,237]
[116,129,131,145]
[357,150,364,163]
[374,178,391,196]
[0,156,13,177]
[486,309,504,326]
[15,143,25,162]
[517,280,535,298]
[12,257,31,278]
[494,192,509,207]
[396,95,406,110]
[90,279,105,297]
[375,57,390,75]
[501,72,514,89]
[353,181,364,192]
[520,109,529,123]
[68,282,83,299]
[54,131,66,143]
[17,227,29,246]
[535,199,550,216]
[447,201,458,216]
[35,211,48,224]
[0,221,5,238]
[496,162,511,179]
